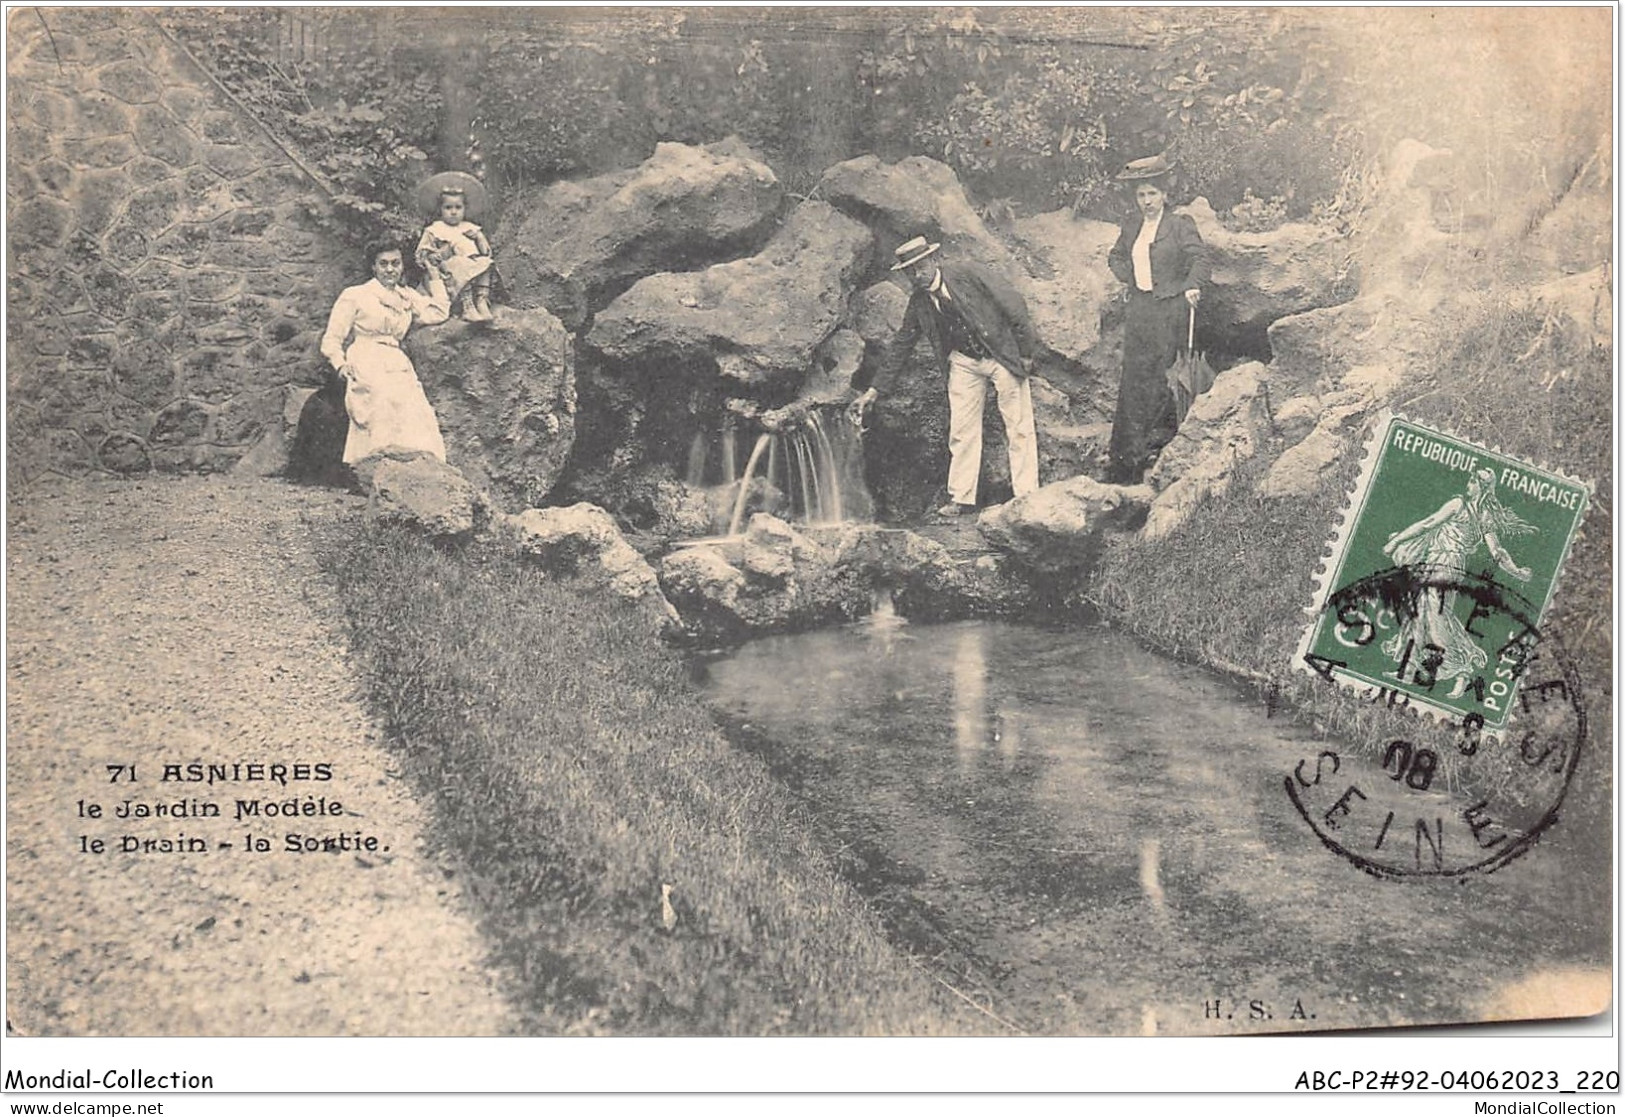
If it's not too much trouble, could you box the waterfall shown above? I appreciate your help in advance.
[685,431,708,488]
[727,434,772,538]
[688,406,873,534]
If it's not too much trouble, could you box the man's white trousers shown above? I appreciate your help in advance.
[946,351,1039,505]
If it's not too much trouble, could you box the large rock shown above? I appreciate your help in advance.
[1142,362,1270,539]
[819,154,1016,279]
[404,306,575,511]
[1177,198,1354,335]
[822,156,1106,388]
[365,457,481,541]
[977,476,1153,573]
[1010,209,1119,369]
[507,502,678,627]
[1256,364,1404,500]
[497,139,782,330]
[586,201,873,390]
[658,513,866,641]
[829,524,1034,620]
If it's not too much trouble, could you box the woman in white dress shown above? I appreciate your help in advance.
[319,243,451,467]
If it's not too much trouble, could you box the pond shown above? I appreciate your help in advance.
[695,614,1610,1035]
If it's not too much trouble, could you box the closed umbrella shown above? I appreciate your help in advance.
[1166,302,1216,421]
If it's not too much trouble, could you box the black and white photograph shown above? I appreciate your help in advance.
[3,4,1617,1104]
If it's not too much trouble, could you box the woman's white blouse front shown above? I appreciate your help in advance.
[320,279,449,370]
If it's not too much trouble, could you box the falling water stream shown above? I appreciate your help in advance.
[686,409,872,537]
[693,614,1610,1035]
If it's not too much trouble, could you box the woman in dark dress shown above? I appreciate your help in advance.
[1105,156,1210,484]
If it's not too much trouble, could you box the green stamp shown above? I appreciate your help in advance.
[1297,413,1590,727]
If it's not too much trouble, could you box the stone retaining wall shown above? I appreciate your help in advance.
[7,8,347,481]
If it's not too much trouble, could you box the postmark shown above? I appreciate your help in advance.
[1296,413,1590,726]
[1286,413,1592,877]
[1286,567,1585,878]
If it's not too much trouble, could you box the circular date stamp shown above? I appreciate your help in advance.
[1286,566,1585,878]
[1286,413,1592,877]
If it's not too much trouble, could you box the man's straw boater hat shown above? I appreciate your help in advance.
[890,235,941,271]
[415,170,488,219]
[1116,154,1174,181]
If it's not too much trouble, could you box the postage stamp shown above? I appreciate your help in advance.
[1296,413,1591,728]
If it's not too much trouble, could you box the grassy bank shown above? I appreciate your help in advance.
[1095,298,1613,818]
[312,522,978,1035]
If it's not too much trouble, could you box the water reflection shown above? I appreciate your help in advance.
[697,617,1609,1035]
[952,626,988,774]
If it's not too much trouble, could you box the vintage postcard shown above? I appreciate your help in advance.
[3,4,1615,1098]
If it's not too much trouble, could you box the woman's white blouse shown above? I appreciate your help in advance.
[320,279,450,370]
[1131,212,1162,292]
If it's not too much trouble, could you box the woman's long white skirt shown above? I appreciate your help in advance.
[341,338,447,465]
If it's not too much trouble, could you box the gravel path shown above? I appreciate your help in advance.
[6,475,511,1036]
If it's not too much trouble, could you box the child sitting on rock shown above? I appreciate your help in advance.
[415,182,494,323]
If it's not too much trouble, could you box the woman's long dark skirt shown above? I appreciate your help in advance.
[1106,290,1184,484]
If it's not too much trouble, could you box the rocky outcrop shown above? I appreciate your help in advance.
[978,475,1153,573]
[656,514,1042,641]
[1142,362,1270,539]
[365,457,482,541]
[506,502,678,627]
[821,158,1118,389]
[819,154,1016,278]
[496,138,783,331]
[1009,210,1119,369]
[658,514,866,641]
[1178,198,1354,336]
[404,307,575,510]
[1256,363,1403,499]
[830,524,1034,620]
[586,201,872,391]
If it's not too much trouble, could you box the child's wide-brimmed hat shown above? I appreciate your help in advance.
[416,171,489,219]
[890,235,941,271]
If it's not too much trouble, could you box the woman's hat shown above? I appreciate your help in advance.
[1116,155,1174,181]
[890,235,941,271]
[416,170,488,219]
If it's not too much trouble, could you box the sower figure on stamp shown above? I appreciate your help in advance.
[1105,156,1210,484]
[1381,467,1535,698]
[848,236,1041,517]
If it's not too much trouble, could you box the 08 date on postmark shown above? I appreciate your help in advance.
[1288,414,1592,878]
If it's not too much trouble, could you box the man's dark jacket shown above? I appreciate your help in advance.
[856,259,1040,394]
[1107,211,1211,298]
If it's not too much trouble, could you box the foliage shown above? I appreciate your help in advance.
[1224,190,1291,233]
[161,9,441,249]
[166,8,1398,237]
[858,15,1111,211]
[856,9,1362,223]
[472,30,639,187]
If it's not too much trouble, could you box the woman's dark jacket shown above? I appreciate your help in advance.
[1107,212,1211,297]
